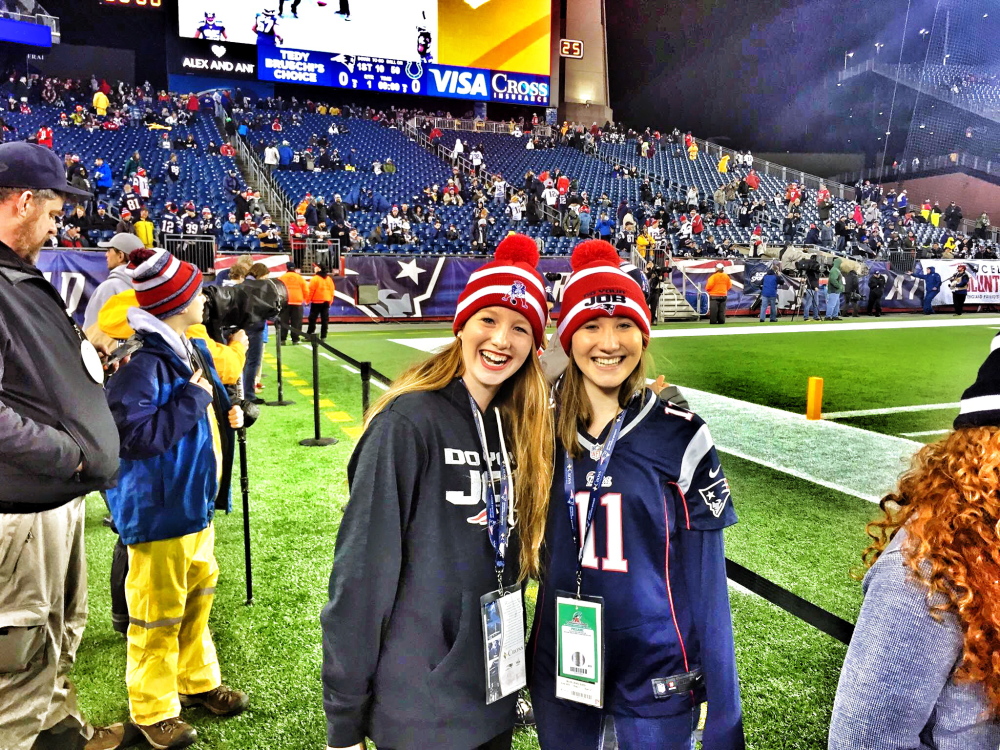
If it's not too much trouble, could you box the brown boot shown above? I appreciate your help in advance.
[179,685,249,717]
[134,717,198,749]
[84,723,140,750]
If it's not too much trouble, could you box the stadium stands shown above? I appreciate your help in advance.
[0,105,247,246]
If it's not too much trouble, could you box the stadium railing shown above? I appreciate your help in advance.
[0,3,59,42]
[230,125,296,239]
[163,233,216,273]
[410,115,552,140]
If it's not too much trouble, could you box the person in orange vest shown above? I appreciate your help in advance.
[705,262,733,324]
[278,261,307,344]
[307,264,335,340]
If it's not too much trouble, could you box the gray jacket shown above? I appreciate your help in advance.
[82,264,133,331]
[829,531,1000,750]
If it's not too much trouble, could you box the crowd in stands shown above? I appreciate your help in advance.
[3,65,998,263]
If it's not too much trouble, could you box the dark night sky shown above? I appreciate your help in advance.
[604,0,982,154]
[32,0,1000,157]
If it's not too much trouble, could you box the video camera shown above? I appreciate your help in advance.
[202,278,288,344]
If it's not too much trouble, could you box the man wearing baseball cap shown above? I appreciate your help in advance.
[0,141,128,749]
[705,262,732,324]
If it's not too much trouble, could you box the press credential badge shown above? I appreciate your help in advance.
[480,585,526,705]
[555,594,604,707]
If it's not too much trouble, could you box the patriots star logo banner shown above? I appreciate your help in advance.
[699,477,731,518]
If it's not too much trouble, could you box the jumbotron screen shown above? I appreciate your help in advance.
[177,0,552,104]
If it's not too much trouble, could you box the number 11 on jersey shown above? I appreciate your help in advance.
[574,492,629,573]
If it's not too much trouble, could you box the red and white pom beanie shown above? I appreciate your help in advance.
[557,240,651,352]
[129,248,204,320]
[453,234,548,347]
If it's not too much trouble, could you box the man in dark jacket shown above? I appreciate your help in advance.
[0,143,126,749]
[844,268,861,317]
[800,255,822,320]
[943,202,963,232]
[867,270,886,317]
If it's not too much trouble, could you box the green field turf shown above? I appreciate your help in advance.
[72,316,1000,750]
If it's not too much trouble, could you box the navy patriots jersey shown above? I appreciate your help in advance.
[529,389,744,745]
[197,21,227,41]
[160,214,180,235]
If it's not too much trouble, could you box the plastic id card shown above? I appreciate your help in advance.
[555,592,605,708]
[480,584,527,705]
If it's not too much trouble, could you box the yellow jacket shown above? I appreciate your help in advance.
[93,91,109,116]
[636,233,652,258]
[134,219,156,248]
[98,290,247,385]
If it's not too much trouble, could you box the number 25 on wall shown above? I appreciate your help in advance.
[574,492,628,572]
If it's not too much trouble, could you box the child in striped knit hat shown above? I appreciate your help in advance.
[104,248,249,749]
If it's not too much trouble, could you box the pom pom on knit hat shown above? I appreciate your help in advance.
[493,233,540,267]
[557,239,650,353]
[129,248,203,320]
[453,234,548,347]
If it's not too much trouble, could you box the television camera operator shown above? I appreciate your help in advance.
[645,259,670,322]
[795,253,823,321]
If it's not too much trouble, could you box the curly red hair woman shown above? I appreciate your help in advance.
[829,340,1000,750]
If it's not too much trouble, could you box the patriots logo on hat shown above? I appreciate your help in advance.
[698,477,731,518]
[593,302,617,315]
[502,280,529,308]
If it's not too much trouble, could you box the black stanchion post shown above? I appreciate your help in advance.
[360,361,371,413]
[267,320,295,407]
[299,333,338,447]
[238,427,253,605]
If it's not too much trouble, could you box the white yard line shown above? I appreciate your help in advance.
[370,379,389,391]
[342,365,361,374]
[320,352,337,362]
[391,317,1000,355]
[823,403,961,419]
[389,340,925,504]
[677,384,919,504]
[900,429,951,437]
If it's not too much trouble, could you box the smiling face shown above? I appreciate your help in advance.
[571,316,644,396]
[458,305,534,410]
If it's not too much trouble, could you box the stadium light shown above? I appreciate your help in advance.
[844,51,854,70]
[919,28,929,36]
[874,42,885,56]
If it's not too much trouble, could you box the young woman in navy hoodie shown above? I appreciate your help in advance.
[322,235,554,750]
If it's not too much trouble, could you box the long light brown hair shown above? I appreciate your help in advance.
[556,350,651,458]
[364,338,554,580]
[862,426,1000,715]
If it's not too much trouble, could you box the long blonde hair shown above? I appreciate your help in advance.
[364,338,554,580]
[556,351,652,458]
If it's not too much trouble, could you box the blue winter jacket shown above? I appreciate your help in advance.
[761,270,779,297]
[278,144,294,166]
[92,163,113,190]
[105,324,232,546]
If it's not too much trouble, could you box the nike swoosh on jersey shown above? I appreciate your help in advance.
[709,465,722,478]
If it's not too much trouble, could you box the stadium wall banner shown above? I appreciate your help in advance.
[37,250,112,325]
[40,252,947,327]
[917,259,1000,305]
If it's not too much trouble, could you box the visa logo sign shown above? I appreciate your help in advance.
[427,66,490,98]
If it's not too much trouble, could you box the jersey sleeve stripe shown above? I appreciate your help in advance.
[677,423,714,494]
[662,491,691,674]
[667,482,691,530]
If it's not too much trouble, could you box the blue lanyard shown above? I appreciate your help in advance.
[564,405,629,597]
[468,392,511,591]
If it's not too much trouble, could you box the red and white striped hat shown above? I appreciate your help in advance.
[557,240,650,352]
[453,234,547,347]
[129,248,204,320]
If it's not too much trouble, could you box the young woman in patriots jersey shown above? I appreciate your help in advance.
[321,235,554,750]
[529,240,745,750]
